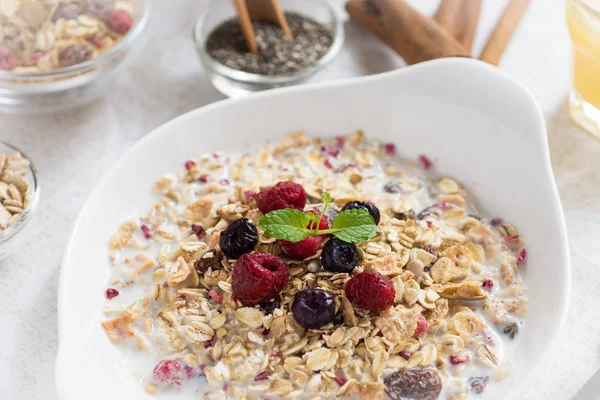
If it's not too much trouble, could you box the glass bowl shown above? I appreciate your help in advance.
[0,141,39,259]
[194,0,344,98]
[0,0,149,113]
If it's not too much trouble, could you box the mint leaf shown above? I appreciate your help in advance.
[259,209,310,242]
[327,209,377,243]
[321,192,332,203]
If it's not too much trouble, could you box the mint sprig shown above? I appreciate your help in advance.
[258,193,377,244]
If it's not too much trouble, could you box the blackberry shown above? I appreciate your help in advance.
[219,218,258,259]
[341,201,381,225]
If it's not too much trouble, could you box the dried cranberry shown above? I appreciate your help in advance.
[208,289,223,303]
[106,288,119,299]
[0,46,17,70]
[244,189,257,203]
[383,143,396,155]
[504,235,520,243]
[219,179,230,186]
[191,224,205,239]
[262,329,270,336]
[153,360,182,383]
[490,218,503,227]
[59,44,93,68]
[30,51,44,62]
[432,201,454,210]
[418,155,433,171]
[413,315,428,337]
[518,248,528,264]
[449,354,471,365]
[198,364,206,374]
[183,365,198,379]
[203,340,212,348]
[333,376,347,386]
[89,36,104,48]
[108,9,133,34]
[399,350,411,360]
[184,160,195,170]
[199,174,209,183]
[140,224,152,239]
[384,368,442,400]
[324,159,333,169]
[51,2,82,21]
[254,371,269,381]
[482,279,494,292]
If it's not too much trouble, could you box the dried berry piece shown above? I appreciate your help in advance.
[194,249,222,273]
[59,44,93,68]
[51,2,82,21]
[254,371,269,381]
[449,354,470,365]
[384,368,442,400]
[0,46,17,71]
[109,9,133,34]
[504,322,519,339]
[84,0,115,17]
[259,296,281,315]
[468,376,490,394]
[105,288,119,299]
[153,360,182,383]
[219,218,258,259]
[482,279,494,292]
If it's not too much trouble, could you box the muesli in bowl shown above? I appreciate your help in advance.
[101,131,528,400]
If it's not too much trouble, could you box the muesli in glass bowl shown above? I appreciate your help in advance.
[0,0,148,111]
[101,131,528,400]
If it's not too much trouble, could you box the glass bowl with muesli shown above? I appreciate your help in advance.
[0,0,149,111]
[0,141,39,259]
[99,130,530,400]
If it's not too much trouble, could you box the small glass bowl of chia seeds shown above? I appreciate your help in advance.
[194,0,344,98]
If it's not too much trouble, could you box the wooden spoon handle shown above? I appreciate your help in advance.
[434,0,482,52]
[346,0,470,65]
[479,0,532,65]
[233,0,258,53]
[246,0,293,40]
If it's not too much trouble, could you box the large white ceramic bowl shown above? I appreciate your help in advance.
[56,58,570,400]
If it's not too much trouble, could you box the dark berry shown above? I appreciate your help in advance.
[232,253,289,306]
[219,218,258,259]
[259,296,281,315]
[321,238,359,273]
[58,44,93,68]
[194,249,222,273]
[291,288,336,329]
[341,201,380,225]
[256,181,307,214]
[384,368,442,400]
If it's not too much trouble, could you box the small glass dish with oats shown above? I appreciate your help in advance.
[0,142,39,259]
[0,0,149,112]
[194,0,344,98]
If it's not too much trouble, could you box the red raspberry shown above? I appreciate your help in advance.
[256,181,307,214]
[108,9,133,34]
[344,272,395,311]
[232,253,290,306]
[279,211,328,260]
[153,360,182,383]
[413,315,428,337]
[0,45,17,71]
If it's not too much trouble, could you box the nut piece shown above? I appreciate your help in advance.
[384,368,442,400]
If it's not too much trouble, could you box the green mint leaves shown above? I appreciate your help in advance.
[258,192,377,244]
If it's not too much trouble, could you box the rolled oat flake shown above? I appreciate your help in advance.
[205,12,333,76]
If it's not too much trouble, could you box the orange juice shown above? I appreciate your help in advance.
[567,0,600,136]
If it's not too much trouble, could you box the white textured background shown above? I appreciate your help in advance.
[2,0,598,399]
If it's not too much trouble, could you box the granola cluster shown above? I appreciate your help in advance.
[0,151,32,232]
[0,0,135,73]
[102,131,528,400]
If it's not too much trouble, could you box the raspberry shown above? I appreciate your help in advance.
[413,315,428,337]
[344,272,395,311]
[333,376,347,386]
[153,360,182,383]
[184,160,195,170]
[256,181,307,214]
[383,143,396,155]
[232,253,290,306]
[108,9,133,34]
[141,224,152,239]
[0,45,17,71]
[191,224,205,239]
[279,211,328,260]
[518,248,528,264]
[254,371,269,381]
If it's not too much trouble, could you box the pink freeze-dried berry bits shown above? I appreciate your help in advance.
[153,360,182,383]
[105,288,119,299]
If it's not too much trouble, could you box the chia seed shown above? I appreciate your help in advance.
[205,12,333,76]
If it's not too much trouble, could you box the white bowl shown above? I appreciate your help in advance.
[56,58,570,400]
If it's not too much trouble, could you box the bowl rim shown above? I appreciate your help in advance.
[0,141,40,242]
[55,58,571,400]
[0,0,150,81]
[193,0,345,84]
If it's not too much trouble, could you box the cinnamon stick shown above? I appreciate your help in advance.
[233,0,258,53]
[479,0,531,65]
[345,0,470,65]
[434,0,482,52]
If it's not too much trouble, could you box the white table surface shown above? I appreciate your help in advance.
[2,0,598,399]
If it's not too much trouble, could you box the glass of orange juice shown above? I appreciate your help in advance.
[567,0,600,137]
